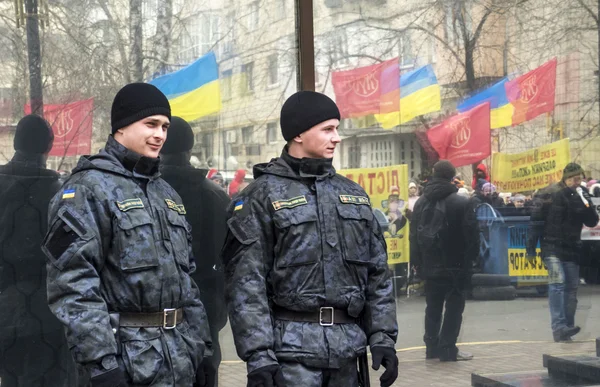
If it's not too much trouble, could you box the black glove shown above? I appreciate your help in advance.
[194,357,217,387]
[90,367,128,387]
[371,346,399,387]
[247,364,285,387]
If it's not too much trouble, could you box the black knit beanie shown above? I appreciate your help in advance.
[111,83,171,133]
[14,114,54,154]
[563,162,585,181]
[161,116,194,154]
[280,91,340,141]
[433,160,456,181]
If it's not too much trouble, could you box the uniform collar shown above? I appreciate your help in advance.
[280,146,335,178]
[105,135,161,178]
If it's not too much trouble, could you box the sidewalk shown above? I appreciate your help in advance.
[219,340,597,386]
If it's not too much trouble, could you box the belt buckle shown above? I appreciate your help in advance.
[163,308,177,330]
[319,307,334,326]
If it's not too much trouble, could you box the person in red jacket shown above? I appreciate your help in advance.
[471,163,490,190]
[228,168,247,198]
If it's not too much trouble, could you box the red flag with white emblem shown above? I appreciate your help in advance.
[25,98,94,157]
[426,103,491,168]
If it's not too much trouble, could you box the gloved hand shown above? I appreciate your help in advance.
[371,346,399,387]
[247,364,285,387]
[90,367,128,387]
[194,357,217,387]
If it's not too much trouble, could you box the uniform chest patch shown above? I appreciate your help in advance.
[339,195,370,205]
[165,199,186,215]
[272,196,308,211]
[116,198,145,211]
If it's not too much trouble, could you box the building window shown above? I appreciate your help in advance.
[201,133,214,159]
[242,62,254,93]
[267,54,279,86]
[242,126,254,143]
[178,13,220,63]
[328,29,349,67]
[247,1,259,30]
[222,11,236,56]
[222,69,232,100]
[349,144,361,168]
[246,144,261,156]
[266,122,278,143]
[399,31,415,68]
[276,0,286,20]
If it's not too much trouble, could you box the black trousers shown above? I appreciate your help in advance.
[423,276,467,357]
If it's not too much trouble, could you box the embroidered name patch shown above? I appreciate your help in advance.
[339,195,370,205]
[116,198,144,211]
[272,196,308,211]
[165,199,186,215]
[62,189,76,199]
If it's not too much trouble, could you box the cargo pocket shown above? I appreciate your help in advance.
[336,204,372,264]
[121,330,164,385]
[114,209,159,271]
[166,211,192,271]
[273,210,320,269]
[43,207,93,271]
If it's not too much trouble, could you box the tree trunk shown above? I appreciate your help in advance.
[154,0,173,75]
[25,0,43,116]
[130,0,143,82]
[465,44,476,92]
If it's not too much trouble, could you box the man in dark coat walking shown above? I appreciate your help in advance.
[160,116,230,386]
[410,160,479,362]
[0,115,78,386]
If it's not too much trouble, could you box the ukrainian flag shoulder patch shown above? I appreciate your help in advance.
[234,200,244,211]
[62,189,76,199]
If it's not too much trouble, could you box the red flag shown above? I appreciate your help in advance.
[331,58,399,118]
[508,58,557,126]
[25,98,94,157]
[426,103,491,168]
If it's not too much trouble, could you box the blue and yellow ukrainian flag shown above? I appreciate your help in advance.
[375,64,441,129]
[150,52,221,122]
[457,77,514,129]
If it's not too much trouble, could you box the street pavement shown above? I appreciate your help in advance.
[217,285,600,386]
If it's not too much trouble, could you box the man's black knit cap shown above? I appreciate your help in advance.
[563,162,585,181]
[161,116,194,154]
[280,91,340,141]
[14,114,54,154]
[433,160,456,181]
[111,83,171,133]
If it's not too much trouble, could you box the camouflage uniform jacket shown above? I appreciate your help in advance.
[43,136,211,386]
[223,150,397,374]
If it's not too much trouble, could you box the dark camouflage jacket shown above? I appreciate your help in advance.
[222,149,397,373]
[43,136,211,386]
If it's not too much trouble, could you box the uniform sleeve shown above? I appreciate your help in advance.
[42,184,118,366]
[364,216,398,350]
[222,196,278,374]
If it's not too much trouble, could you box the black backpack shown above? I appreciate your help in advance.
[416,197,449,261]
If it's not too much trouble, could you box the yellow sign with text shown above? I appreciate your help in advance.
[491,139,571,193]
[508,248,548,277]
[339,165,410,265]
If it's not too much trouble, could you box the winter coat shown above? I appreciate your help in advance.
[0,152,78,386]
[222,149,397,372]
[42,136,211,386]
[410,178,480,278]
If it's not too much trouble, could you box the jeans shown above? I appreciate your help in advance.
[423,276,467,357]
[544,256,579,336]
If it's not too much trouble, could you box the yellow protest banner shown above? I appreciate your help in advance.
[338,165,410,265]
[491,139,571,193]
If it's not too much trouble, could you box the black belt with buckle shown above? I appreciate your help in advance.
[273,306,356,326]
[118,308,183,329]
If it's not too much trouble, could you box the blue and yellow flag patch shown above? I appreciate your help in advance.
[234,200,244,211]
[62,189,75,199]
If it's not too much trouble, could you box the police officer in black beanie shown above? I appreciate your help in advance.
[43,83,214,387]
[223,91,399,387]
[0,115,79,387]
[160,116,229,387]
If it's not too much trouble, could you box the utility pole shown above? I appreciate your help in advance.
[17,0,45,116]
